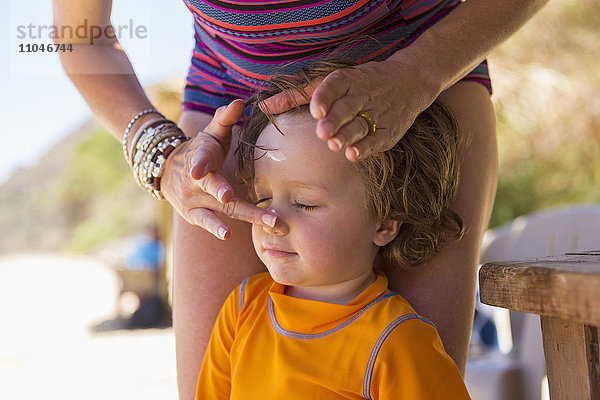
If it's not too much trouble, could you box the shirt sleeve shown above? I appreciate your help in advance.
[368,316,471,400]
[195,285,241,400]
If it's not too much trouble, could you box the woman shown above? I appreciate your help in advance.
[53,0,549,398]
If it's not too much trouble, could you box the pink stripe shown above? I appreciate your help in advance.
[199,3,389,44]
[197,0,334,15]
[192,0,373,30]
[218,4,388,56]
[212,0,305,5]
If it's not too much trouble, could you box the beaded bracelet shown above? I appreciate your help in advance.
[121,109,165,164]
[132,124,179,184]
[147,137,188,199]
[131,123,181,179]
[133,131,188,198]
[138,136,189,199]
[130,119,173,167]
[127,120,190,199]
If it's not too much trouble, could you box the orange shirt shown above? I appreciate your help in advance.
[196,271,471,399]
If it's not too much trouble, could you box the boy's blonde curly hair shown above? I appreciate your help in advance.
[237,59,463,268]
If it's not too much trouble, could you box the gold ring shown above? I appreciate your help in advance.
[357,111,376,136]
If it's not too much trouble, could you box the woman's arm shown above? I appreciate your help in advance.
[52,0,157,140]
[394,0,551,96]
[316,0,550,160]
[265,0,550,160]
[52,0,277,235]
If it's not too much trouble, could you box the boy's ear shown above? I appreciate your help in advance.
[373,219,401,247]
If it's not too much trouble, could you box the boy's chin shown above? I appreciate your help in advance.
[265,268,300,287]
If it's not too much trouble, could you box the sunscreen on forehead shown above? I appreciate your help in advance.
[265,150,286,162]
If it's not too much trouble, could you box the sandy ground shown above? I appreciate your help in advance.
[0,254,177,400]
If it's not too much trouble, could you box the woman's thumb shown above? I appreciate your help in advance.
[205,99,245,137]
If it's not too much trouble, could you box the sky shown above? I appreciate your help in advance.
[0,0,195,184]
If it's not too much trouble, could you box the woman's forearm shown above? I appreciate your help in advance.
[392,0,550,95]
[58,42,158,141]
[53,0,158,141]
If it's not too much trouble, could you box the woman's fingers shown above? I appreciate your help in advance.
[189,136,224,180]
[307,60,432,163]
[203,99,246,144]
[316,94,366,140]
[187,198,278,240]
[187,208,232,240]
[195,171,234,204]
[262,77,323,114]
[161,99,279,236]
[326,115,371,152]
[310,69,353,119]
[261,90,307,115]
[345,127,393,161]
[190,99,245,180]
[216,198,278,227]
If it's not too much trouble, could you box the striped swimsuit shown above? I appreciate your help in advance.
[182,0,492,114]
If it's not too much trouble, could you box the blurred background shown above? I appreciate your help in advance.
[0,0,598,399]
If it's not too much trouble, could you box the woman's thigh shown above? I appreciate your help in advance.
[382,81,498,375]
[173,110,266,400]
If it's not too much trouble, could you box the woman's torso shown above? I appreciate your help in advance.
[182,0,463,113]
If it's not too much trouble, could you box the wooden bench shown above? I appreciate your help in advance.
[479,251,600,399]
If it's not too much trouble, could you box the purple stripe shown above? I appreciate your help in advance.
[193,1,389,36]
[238,277,249,313]
[206,0,334,14]
[362,314,436,399]
[268,292,397,339]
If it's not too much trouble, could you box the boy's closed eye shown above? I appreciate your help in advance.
[255,197,318,212]
[292,201,318,211]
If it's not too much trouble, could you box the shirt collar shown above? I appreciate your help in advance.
[267,270,390,335]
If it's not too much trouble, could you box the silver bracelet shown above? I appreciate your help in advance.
[131,123,180,182]
[128,118,171,165]
[146,137,188,199]
[128,120,190,199]
[122,109,164,164]
[142,136,189,199]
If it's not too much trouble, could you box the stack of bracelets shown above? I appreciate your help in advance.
[122,109,190,199]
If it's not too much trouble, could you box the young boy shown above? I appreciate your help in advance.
[195,61,471,399]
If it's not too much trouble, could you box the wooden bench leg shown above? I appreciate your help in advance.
[540,316,600,400]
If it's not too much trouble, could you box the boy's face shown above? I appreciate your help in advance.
[251,112,382,296]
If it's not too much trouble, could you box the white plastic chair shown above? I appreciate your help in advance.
[465,204,600,400]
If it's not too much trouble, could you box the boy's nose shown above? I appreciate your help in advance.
[262,209,289,235]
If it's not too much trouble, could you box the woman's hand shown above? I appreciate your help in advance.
[263,59,439,161]
[160,99,278,240]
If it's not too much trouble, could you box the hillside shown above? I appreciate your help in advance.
[0,120,157,254]
[0,80,183,254]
